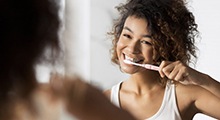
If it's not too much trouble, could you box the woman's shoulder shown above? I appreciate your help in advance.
[173,82,201,119]
[35,83,57,98]
[174,81,205,103]
[13,83,64,120]
[174,81,205,97]
[104,89,111,99]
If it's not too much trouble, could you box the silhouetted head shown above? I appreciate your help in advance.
[0,0,61,105]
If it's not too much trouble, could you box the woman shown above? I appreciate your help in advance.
[105,0,220,119]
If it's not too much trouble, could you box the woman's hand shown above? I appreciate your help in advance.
[158,61,204,85]
[158,60,220,100]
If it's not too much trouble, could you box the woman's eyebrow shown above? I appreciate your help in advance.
[123,26,152,38]
[123,26,133,33]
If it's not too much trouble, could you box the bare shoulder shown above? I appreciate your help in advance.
[36,83,53,96]
[174,82,204,119]
[104,89,111,99]
[34,83,61,103]
[175,81,208,104]
[175,82,209,99]
[174,81,220,119]
[13,83,63,120]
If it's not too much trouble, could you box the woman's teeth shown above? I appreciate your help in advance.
[125,55,142,63]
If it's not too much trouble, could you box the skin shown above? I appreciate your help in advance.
[159,61,220,99]
[50,75,137,120]
[11,75,137,120]
[105,15,220,120]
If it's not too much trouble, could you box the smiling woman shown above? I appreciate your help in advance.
[104,0,220,120]
[116,15,156,74]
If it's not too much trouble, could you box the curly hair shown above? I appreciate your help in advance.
[109,0,199,66]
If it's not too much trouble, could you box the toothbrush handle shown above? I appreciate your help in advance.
[144,64,160,71]
[150,65,160,71]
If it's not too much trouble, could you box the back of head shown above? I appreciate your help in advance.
[0,0,60,118]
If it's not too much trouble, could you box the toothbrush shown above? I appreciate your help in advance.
[123,59,160,71]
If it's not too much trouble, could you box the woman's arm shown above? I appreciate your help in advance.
[176,83,220,119]
[193,85,220,119]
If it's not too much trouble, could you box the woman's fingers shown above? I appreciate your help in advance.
[159,61,190,82]
[159,61,171,78]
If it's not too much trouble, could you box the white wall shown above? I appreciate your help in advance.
[191,0,220,81]
[189,0,220,120]
[90,0,127,89]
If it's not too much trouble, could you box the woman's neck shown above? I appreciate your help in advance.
[127,71,162,95]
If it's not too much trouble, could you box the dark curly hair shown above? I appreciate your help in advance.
[0,0,61,118]
[110,0,199,66]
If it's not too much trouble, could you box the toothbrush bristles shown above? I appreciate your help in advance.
[124,59,134,64]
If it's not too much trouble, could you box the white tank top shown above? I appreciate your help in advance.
[110,81,182,120]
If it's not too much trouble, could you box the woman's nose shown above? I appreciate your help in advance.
[127,41,140,54]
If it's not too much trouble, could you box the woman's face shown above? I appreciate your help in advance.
[116,16,156,74]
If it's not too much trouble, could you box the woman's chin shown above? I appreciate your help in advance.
[121,66,137,74]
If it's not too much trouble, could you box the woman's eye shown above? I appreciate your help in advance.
[140,40,152,45]
[123,34,132,39]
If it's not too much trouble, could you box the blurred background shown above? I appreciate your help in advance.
[36,0,220,119]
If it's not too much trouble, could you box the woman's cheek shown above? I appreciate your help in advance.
[116,40,124,54]
[144,49,155,63]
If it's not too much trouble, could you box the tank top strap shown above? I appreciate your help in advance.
[110,81,122,107]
